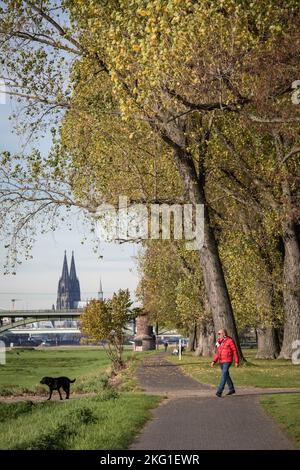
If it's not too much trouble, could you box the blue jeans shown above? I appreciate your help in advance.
[217,362,235,394]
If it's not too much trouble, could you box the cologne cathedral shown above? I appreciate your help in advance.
[56,251,81,310]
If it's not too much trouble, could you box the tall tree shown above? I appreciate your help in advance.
[209,113,299,358]
[1,0,300,358]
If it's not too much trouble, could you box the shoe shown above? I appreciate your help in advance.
[226,390,236,396]
[216,392,222,397]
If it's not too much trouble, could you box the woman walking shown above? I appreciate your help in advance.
[210,329,239,397]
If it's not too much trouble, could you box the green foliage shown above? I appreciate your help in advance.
[81,289,133,370]
[1,0,300,338]
[219,228,284,329]
[136,241,205,332]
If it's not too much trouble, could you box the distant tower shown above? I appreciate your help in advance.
[56,251,81,310]
[98,277,103,301]
[56,251,71,310]
[69,251,81,308]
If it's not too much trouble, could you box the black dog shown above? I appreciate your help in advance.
[40,376,76,400]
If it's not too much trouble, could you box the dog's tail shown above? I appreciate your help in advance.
[70,378,76,383]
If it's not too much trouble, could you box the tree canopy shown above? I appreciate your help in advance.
[0,0,299,358]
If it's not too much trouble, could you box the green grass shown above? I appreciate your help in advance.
[0,347,145,396]
[0,392,162,450]
[260,394,300,448]
[169,349,300,388]
[0,348,163,449]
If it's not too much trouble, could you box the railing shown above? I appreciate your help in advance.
[0,309,83,318]
[9,327,81,335]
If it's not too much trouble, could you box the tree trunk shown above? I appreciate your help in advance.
[279,220,300,358]
[254,278,280,359]
[173,146,243,360]
[155,321,159,350]
[277,327,284,350]
[199,204,243,357]
[256,327,280,359]
[195,318,215,357]
[187,323,197,352]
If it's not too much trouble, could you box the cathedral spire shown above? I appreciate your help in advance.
[69,251,81,307]
[61,250,69,282]
[69,251,77,280]
[56,250,71,310]
[98,277,103,301]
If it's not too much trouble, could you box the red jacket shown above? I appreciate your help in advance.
[212,336,239,364]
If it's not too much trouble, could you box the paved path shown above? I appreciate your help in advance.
[131,354,295,450]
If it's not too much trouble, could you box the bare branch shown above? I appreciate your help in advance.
[0,89,70,108]
[24,0,83,52]
[0,28,80,54]
[279,147,300,166]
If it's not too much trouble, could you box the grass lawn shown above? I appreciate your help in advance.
[0,347,145,396]
[260,394,300,449]
[169,349,300,388]
[0,391,162,449]
[0,347,163,450]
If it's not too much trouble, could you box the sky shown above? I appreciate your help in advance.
[0,93,140,311]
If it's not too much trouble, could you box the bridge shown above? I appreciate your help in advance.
[9,328,81,335]
[0,309,83,334]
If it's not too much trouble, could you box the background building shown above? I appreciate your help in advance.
[56,251,81,309]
